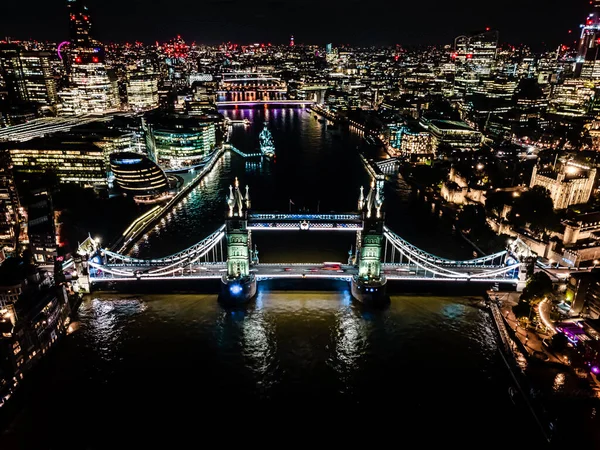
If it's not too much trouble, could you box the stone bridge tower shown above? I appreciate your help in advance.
[219,178,257,304]
[352,179,388,305]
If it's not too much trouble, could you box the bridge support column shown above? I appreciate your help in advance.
[352,181,388,306]
[219,179,257,305]
[516,263,527,292]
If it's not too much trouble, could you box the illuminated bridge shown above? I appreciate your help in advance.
[80,179,525,304]
[215,100,315,107]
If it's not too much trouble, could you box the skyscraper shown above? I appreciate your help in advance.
[67,0,93,48]
[453,29,499,75]
[0,45,58,107]
[58,0,119,115]
[576,0,600,78]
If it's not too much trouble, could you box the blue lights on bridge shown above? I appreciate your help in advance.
[230,284,243,295]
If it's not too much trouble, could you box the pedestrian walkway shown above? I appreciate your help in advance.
[488,291,564,365]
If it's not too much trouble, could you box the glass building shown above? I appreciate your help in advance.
[109,152,170,203]
[4,138,106,187]
[144,114,216,171]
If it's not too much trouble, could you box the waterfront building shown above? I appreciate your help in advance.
[0,257,70,408]
[109,152,171,203]
[0,150,21,255]
[144,113,216,171]
[4,138,106,187]
[388,122,432,156]
[26,190,57,264]
[530,162,596,210]
[422,119,483,152]
[127,74,159,111]
[567,270,600,318]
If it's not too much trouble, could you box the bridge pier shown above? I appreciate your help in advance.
[218,179,257,306]
[352,181,389,306]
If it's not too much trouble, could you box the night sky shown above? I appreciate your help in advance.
[0,0,592,48]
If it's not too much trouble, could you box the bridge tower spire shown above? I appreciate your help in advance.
[219,178,257,305]
[352,179,388,306]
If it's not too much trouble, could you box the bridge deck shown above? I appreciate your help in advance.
[89,263,518,284]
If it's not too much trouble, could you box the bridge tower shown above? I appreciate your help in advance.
[352,180,388,305]
[219,178,257,305]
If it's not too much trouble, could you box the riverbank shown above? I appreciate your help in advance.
[113,146,225,254]
[485,289,600,445]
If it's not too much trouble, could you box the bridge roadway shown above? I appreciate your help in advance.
[89,263,517,284]
[215,100,315,106]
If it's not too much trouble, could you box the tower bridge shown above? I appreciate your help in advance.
[80,178,525,305]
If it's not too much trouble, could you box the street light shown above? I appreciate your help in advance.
[594,259,599,268]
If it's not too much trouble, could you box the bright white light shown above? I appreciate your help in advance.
[566,166,579,175]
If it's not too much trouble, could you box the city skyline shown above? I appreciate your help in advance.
[0,0,591,48]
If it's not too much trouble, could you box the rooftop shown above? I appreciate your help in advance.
[427,119,476,132]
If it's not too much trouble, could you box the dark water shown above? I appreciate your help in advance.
[132,106,473,262]
[1,107,597,447]
[0,293,546,447]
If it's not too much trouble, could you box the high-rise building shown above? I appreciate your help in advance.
[576,0,600,78]
[26,189,57,264]
[0,149,20,254]
[58,56,120,115]
[127,74,159,111]
[0,45,57,107]
[453,29,499,75]
[67,0,93,48]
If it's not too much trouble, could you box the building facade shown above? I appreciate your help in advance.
[110,152,170,203]
[5,138,106,187]
[530,163,596,210]
[423,119,482,152]
[127,74,159,111]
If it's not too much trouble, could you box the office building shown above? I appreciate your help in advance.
[58,57,119,116]
[530,162,597,210]
[0,150,20,254]
[4,138,106,187]
[549,79,596,117]
[454,29,499,74]
[423,119,483,152]
[67,0,94,48]
[127,74,159,111]
[26,190,57,264]
[576,0,600,78]
[0,45,57,106]
[389,122,432,156]
[144,114,216,171]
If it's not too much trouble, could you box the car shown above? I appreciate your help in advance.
[283,267,292,272]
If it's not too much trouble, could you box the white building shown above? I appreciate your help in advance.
[530,162,597,210]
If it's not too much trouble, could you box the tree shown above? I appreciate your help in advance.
[457,204,487,234]
[550,332,569,352]
[513,271,553,320]
[520,271,553,302]
[508,186,559,234]
[485,190,512,218]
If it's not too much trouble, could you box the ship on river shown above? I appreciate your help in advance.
[259,123,275,158]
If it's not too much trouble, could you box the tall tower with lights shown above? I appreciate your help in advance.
[67,0,93,48]
[576,0,600,78]
[290,35,295,47]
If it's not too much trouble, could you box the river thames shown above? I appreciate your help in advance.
[0,106,593,447]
